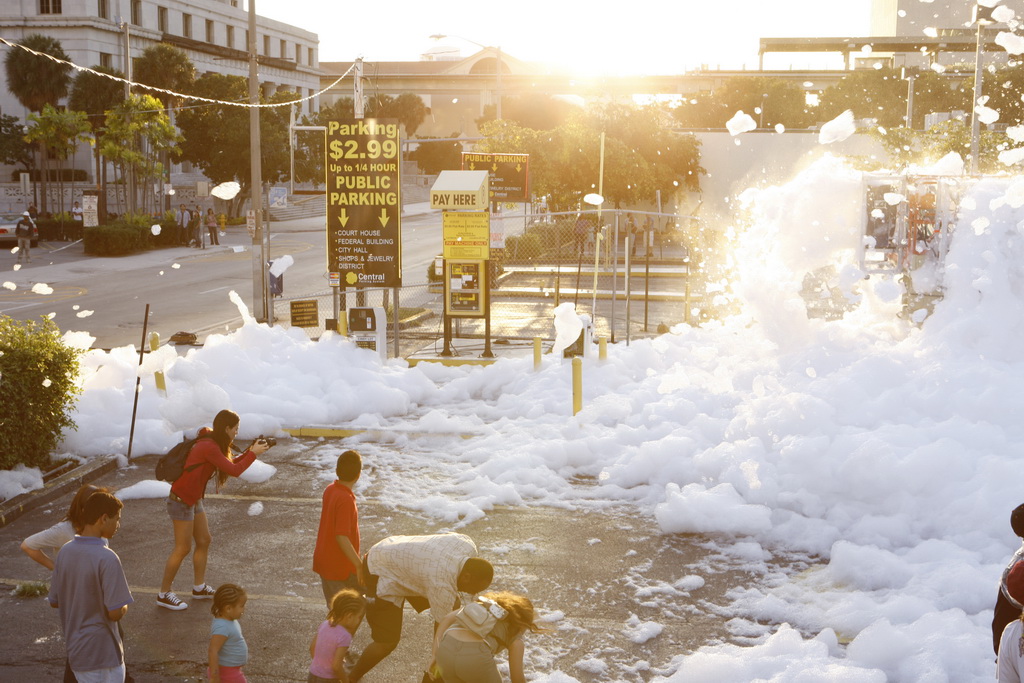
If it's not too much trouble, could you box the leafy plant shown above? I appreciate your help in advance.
[0,315,82,470]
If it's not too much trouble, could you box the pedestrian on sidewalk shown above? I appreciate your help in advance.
[313,449,364,607]
[176,204,191,246]
[15,211,34,263]
[157,410,271,611]
[205,208,221,246]
[48,491,133,683]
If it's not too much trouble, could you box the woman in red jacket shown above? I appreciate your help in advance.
[157,410,270,611]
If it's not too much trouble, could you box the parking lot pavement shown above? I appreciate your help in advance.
[0,437,765,682]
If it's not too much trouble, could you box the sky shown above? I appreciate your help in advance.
[4,134,1024,679]
[252,0,874,75]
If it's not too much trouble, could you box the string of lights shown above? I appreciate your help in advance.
[0,35,356,109]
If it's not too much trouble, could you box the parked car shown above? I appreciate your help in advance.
[0,212,38,247]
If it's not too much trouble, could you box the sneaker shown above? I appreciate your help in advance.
[157,592,188,610]
[192,584,216,599]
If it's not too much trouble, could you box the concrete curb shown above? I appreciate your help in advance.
[0,455,120,529]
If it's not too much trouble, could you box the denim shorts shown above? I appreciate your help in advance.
[167,496,204,521]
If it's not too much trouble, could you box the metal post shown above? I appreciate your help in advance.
[610,212,618,344]
[392,287,400,359]
[248,0,267,322]
[625,220,631,346]
[905,75,915,129]
[644,223,650,332]
[126,305,150,462]
[970,19,984,175]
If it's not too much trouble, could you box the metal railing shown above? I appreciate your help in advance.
[272,209,705,358]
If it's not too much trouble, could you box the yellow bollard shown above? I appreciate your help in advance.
[533,337,542,371]
[337,314,348,336]
[572,356,583,415]
[149,332,167,395]
[218,213,227,231]
[599,336,607,361]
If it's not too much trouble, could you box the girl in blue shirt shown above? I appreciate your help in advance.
[208,584,249,683]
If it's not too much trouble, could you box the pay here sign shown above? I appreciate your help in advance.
[326,119,402,287]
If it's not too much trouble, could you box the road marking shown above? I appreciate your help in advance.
[199,285,232,294]
[0,579,324,606]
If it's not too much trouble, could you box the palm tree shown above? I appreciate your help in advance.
[134,44,195,212]
[4,34,72,213]
[69,66,126,219]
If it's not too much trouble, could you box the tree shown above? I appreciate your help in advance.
[0,114,32,176]
[476,102,704,211]
[4,34,73,213]
[672,77,813,129]
[477,93,580,130]
[408,135,464,175]
[323,93,427,136]
[871,117,1001,172]
[69,66,126,211]
[175,74,296,214]
[100,94,181,215]
[818,67,916,128]
[133,43,195,109]
[25,105,92,215]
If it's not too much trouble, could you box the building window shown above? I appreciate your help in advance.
[40,0,62,13]
[226,25,234,49]
[130,0,141,25]
[308,47,314,65]
[263,34,270,56]
[206,19,214,43]
[99,52,112,69]
[280,39,287,59]
[182,13,191,39]
[158,7,167,33]
[98,0,109,20]
[295,42,302,64]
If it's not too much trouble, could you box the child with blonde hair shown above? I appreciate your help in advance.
[308,588,367,683]
[208,584,249,682]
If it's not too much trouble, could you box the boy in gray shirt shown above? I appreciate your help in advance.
[49,491,133,683]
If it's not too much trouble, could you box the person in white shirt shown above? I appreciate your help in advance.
[21,484,103,570]
[999,562,1024,681]
[350,533,493,682]
[71,201,83,222]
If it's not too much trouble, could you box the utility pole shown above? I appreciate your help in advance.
[248,0,268,321]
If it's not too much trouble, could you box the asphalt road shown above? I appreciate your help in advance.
[0,212,443,350]
[0,436,779,683]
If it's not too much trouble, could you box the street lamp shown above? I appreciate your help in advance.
[970,2,1000,175]
[429,34,502,120]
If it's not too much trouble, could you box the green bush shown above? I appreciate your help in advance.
[83,225,150,255]
[505,233,541,262]
[82,212,178,254]
[0,315,82,471]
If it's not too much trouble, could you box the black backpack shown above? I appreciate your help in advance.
[155,436,203,482]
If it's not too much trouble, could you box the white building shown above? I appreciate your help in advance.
[0,0,321,186]
[872,0,1024,36]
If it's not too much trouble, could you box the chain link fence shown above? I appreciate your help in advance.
[271,209,713,358]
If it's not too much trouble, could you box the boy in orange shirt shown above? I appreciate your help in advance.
[313,450,364,606]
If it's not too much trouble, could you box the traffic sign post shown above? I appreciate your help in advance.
[326,119,402,288]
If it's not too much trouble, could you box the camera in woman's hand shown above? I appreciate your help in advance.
[256,435,277,447]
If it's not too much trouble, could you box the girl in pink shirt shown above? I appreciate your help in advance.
[308,588,367,683]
